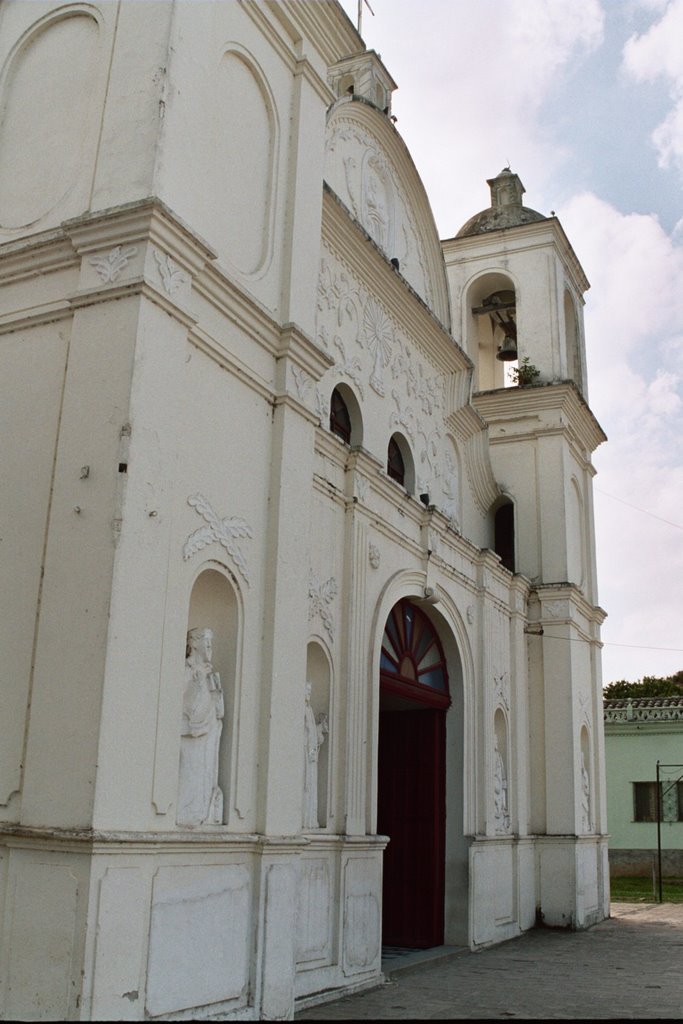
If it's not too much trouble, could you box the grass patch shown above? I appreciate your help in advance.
[610,875,683,903]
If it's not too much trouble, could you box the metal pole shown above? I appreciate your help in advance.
[656,760,662,903]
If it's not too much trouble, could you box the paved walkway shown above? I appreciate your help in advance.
[296,904,683,1019]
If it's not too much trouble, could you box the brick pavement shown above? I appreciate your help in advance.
[296,904,683,1019]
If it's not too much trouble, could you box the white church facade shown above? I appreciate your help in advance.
[0,2,609,1019]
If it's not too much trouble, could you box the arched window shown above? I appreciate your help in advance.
[329,387,352,444]
[387,436,405,485]
[380,600,450,708]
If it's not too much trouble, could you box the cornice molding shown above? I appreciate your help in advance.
[277,322,335,381]
[473,381,607,456]
[442,215,590,298]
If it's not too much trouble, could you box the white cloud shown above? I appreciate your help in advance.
[623,0,683,174]
[341,0,605,232]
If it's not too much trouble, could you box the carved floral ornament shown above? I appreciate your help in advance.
[183,493,253,586]
[309,572,337,644]
[89,245,138,283]
[494,672,511,713]
[153,248,186,294]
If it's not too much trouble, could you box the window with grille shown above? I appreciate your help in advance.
[633,781,683,822]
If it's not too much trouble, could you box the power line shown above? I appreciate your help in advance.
[595,488,683,531]
[542,633,683,653]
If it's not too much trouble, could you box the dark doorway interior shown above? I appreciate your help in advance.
[377,600,450,949]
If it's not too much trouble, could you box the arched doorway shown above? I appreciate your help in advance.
[378,599,450,948]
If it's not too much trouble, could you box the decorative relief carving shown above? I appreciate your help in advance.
[368,543,380,569]
[315,388,329,424]
[354,473,369,503]
[389,390,415,443]
[362,152,392,250]
[89,245,138,283]
[362,298,393,396]
[177,628,224,828]
[325,118,433,309]
[494,672,511,713]
[418,425,441,495]
[333,337,365,399]
[317,259,359,329]
[467,605,475,625]
[441,449,460,530]
[292,366,314,402]
[183,494,253,586]
[309,572,337,643]
[153,249,185,294]
[543,600,565,620]
[407,362,443,416]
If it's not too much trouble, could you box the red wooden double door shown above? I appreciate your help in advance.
[377,600,450,949]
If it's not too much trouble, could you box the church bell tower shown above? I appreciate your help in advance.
[443,171,609,928]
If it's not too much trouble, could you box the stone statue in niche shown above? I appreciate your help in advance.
[303,682,329,829]
[177,627,225,827]
[580,752,591,833]
[493,736,510,832]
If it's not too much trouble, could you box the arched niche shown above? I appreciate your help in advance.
[493,707,511,834]
[0,9,101,229]
[306,640,332,830]
[580,725,592,834]
[567,477,586,589]
[564,289,584,393]
[387,432,415,494]
[466,272,519,392]
[214,47,277,277]
[182,565,241,826]
[329,383,363,447]
[490,496,515,573]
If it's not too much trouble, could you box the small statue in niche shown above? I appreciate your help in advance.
[580,752,591,833]
[493,735,510,833]
[303,682,329,830]
[177,627,224,828]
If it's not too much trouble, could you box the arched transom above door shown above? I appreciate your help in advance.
[380,599,450,708]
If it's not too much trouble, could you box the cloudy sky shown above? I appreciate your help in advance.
[339,0,683,685]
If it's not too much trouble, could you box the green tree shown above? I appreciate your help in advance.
[603,671,683,699]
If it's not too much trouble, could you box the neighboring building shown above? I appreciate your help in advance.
[0,2,608,1020]
[604,698,683,876]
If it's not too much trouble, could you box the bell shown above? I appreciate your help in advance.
[496,329,518,362]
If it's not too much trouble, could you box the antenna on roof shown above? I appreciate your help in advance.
[357,0,375,36]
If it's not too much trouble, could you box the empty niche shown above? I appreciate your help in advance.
[564,289,583,392]
[305,641,332,830]
[179,566,239,827]
[0,12,100,229]
[567,478,585,589]
[215,49,276,275]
